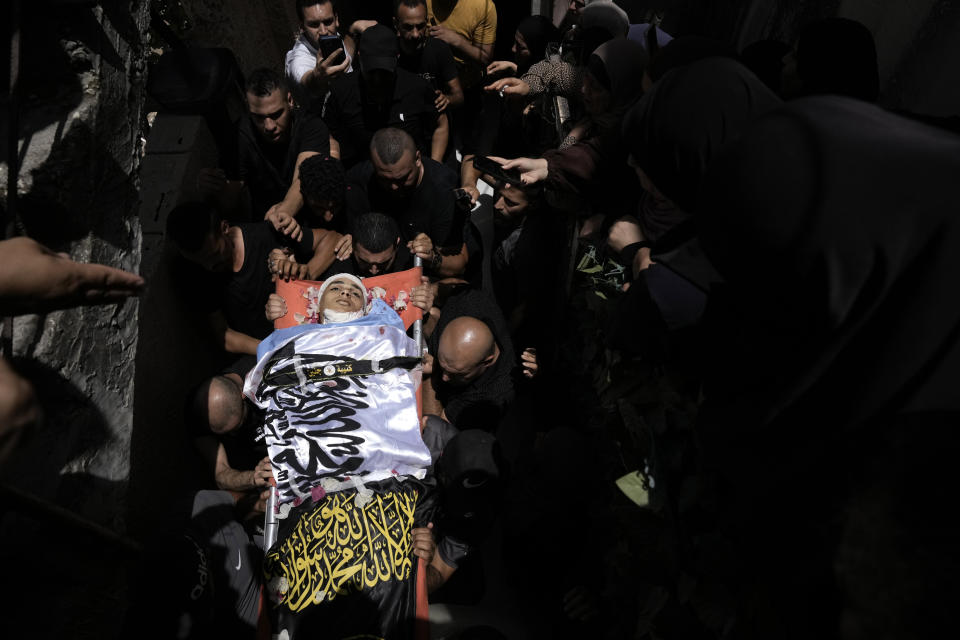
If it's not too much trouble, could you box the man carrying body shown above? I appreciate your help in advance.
[424,288,516,429]
[188,362,272,509]
[346,127,467,276]
[297,154,350,233]
[166,201,346,355]
[206,69,333,238]
[324,211,414,278]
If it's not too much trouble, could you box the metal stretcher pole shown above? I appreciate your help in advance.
[264,485,278,554]
[413,255,424,350]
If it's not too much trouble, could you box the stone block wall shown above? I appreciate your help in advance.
[0,1,150,637]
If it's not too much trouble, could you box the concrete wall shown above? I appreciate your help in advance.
[177,0,301,77]
[0,1,150,637]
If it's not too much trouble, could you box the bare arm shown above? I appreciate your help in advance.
[408,235,469,277]
[429,26,494,66]
[195,437,271,492]
[431,112,450,163]
[208,311,261,355]
[421,353,445,417]
[305,228,350,280]
[459,154,481,204]
[299,46,350,96]
[427,553,458,592]
[445,76,464,108]
[0,237,144,316]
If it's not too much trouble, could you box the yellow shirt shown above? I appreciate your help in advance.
[427,0,498,88]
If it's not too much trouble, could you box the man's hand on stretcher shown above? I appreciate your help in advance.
[412,522,457,592]
[266,293,288,322]
[252,457,276,515]
[268,248,307,282]
[410,276,438,313]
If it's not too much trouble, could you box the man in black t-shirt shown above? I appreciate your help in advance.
[394,0,463,112]
[324,24,448,166]
[323,211,414,278]
[222,69,332,238]
[345,127,468,276]
[166,201,342,355]
[188,359,271,502]
[425,288,516,429]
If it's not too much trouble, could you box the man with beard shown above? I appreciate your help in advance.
[345,127,467,276]
[395,0,463,112]
[285,0,354,108]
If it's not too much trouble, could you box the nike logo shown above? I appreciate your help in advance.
[235,550,242,571]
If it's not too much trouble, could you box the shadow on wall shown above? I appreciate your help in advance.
[0,359,129,638]
[126,240,232,537]
[16,119,139,252]
[0,1,146,148]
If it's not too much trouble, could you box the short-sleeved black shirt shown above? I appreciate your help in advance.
[234,111,331,216]
[398,38,459,90]
[344,157,462,249]
[323,68,439,168]
[428,288,516,429]
[213,221,314,340]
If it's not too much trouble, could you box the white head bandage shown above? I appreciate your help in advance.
[316,274,368,323]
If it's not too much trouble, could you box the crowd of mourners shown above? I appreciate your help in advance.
[3,0,960,638]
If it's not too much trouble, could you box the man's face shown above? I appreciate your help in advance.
[569,0,586,16]
[372,148,421,198]
[301,1,339,48]
[182,221,232,273]
[320,278,365,313]
[437,349,495,387]
[494,184,530,224]
[305,197,339,226]
[247,89,294,145]
[395,4,428,55]
[353,240,398,276]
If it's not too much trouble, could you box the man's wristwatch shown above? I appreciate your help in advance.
[429,247,443,272]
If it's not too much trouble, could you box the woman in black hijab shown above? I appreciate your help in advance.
[787,17,880,102]
[696,96,960,639]
[514,15,561,75]
[606,57,781,358]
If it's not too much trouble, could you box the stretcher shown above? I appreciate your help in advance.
[246,263,433,640]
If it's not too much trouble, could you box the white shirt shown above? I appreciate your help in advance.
[284,33,354,85]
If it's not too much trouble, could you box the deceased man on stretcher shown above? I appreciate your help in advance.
[243,274,489,639]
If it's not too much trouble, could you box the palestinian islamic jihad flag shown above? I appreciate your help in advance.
[262,476,436,640]
[244,298,432,508]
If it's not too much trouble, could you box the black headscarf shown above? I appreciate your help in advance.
[585,38,648,132]
[693,94,960,640]
[623,57,782,214]
[796,17,879,102]
[515,15,561,73]
[699,96,960,440]
[646,35,736,84]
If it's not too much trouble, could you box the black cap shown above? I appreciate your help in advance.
[359,24,399,73]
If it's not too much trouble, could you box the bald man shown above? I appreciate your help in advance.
[428,289,516,429]
[188,365,272,501]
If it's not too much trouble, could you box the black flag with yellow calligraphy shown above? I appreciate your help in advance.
[263,476,436,640]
